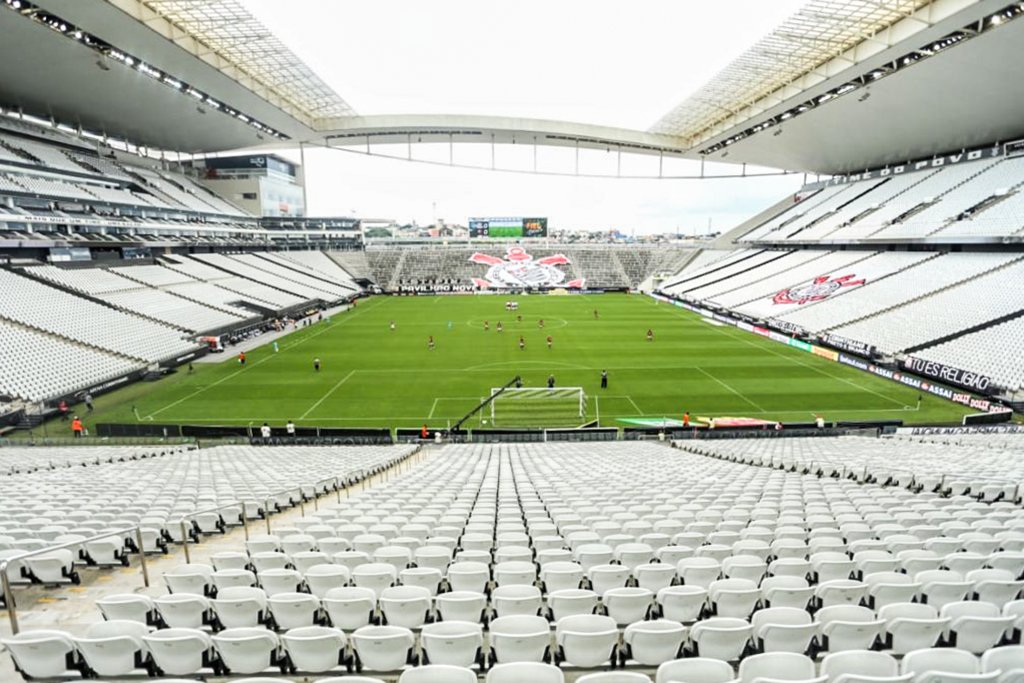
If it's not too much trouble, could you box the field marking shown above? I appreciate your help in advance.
[353,364,701,373]
[300,370,356,419]
[169,404,929,423]
[428,398,440,419]
[728,332,908,408]
[463,360,591,371]
[147,360,260,419]
[145,298,388,419]
[696,366,767,413]
[626,395,643,414]
[657,304,908,408]
[595,396,600,423]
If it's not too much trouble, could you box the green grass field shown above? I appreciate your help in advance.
[61,293,973,431]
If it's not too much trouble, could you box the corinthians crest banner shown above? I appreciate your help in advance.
[772,273,866,306]
[470,246,585,289]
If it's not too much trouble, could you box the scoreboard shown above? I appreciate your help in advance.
[469,217,547,238]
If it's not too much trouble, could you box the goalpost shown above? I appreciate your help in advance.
[489,386,587,427]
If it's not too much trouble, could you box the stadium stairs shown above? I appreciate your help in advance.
[785,183,888,240]
[638,250,700,292]
[611,251,634,284]
[762,252,946,334]
[387,249,409,291]
[722,194,801,245]
[671,249,793,295]
[727,251,878,310]
[253,253,351,291]
[859,161,1005,240]
[109,267,262,328]
[11,264,193,334]
[703,250,838,303]
[326,250,374,282]
[813,254,1024,334]
[904,308,1024,355]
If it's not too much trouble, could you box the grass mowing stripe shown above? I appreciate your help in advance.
[695,366,767,413]
[657,300,909,409]
[720,324,909,408]
[300,370,356,419]
[148,297,386,419]
[67,293,969,431]
[626,396,643,415]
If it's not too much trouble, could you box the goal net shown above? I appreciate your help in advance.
[489,386,587,427]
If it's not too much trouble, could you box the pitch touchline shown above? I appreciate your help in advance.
[463,360,591,371]
[695,366,767,413]
[736,332,907,408]
[660,305,908,409]
[146,298,387,419]
[169,405,928,423]
[300,370,356,419]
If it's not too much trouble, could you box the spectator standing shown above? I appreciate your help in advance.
[84,392,94,412]
[260,422,271,442]
[286,420,296,437]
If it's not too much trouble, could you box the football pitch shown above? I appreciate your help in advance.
[79,293,972,430]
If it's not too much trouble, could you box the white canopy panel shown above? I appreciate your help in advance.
[651,0,934,144]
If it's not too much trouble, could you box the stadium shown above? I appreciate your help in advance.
[1,0,1024,681]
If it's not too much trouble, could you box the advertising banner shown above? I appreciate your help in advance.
[895,424,1024,436]
[648,292,1007,415]
[811,346,839,361]
[820,333,876,357]
[903,356,995,395]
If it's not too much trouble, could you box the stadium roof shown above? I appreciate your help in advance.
[1,0,1022,174]
[650,0,934,144]
[138,0,356,122]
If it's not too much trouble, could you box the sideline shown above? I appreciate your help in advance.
[195,300,355,363]
[147,298,387,419]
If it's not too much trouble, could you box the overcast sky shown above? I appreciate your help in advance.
[241,0,810,233]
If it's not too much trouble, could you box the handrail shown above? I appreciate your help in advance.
[263,487,306,534]
[312,476,342,510]
[2,526,149,635]
[178,502,250,564]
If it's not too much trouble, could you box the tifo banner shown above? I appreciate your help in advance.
[902,356,995,395]
[773,274,865,306]
[469,246,585,289]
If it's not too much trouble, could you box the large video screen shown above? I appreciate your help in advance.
[469,217,547,238]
